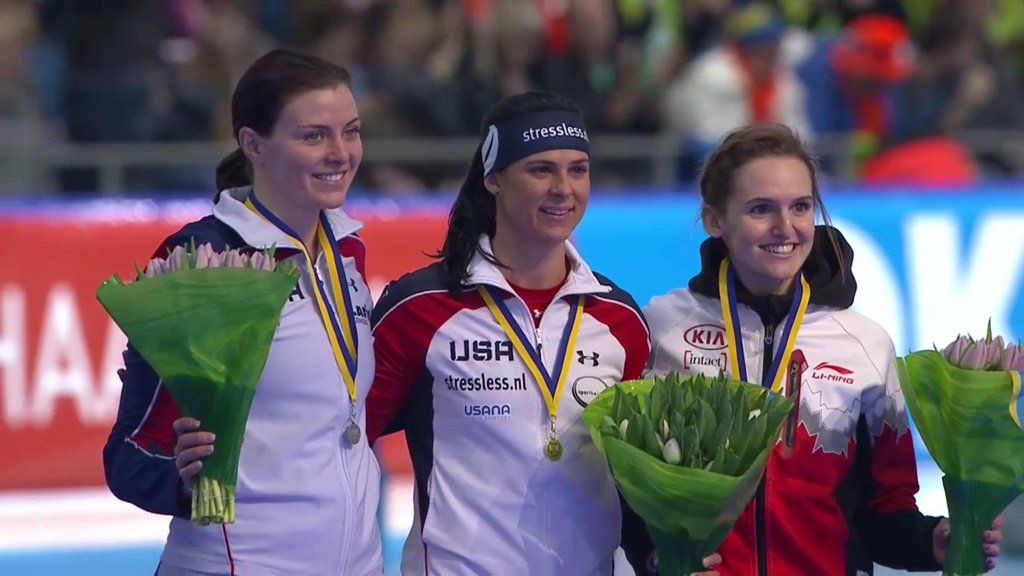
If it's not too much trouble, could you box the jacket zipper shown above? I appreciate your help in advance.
[756,310,777,576]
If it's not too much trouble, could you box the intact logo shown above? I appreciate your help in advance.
[811,362,855,384]
[572,376,611,408]
[464,403,512,420]
[683,350,726,371]
[577,350,600,367]
[683,324,727,351]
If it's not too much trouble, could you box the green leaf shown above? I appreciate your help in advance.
[709,444,727,474]
[743,412,770,470]
[699,398,718,457]
[683,424,699,464]
[600,415,618,437]
[722,448,741,476]
[642,415,664,459]
[626,414,644,449]
[611,385,624,423]
[715,392,734,453]
[649,380,665,425]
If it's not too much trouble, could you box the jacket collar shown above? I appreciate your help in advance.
[466,234,611,297]
[213,186,363,250]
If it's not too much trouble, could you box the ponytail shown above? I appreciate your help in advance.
[436,146,500,290]
[213,148,252,202]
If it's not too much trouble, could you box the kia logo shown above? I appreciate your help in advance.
[683,324,727,351]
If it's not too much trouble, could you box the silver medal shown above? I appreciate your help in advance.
[344,422,361,445]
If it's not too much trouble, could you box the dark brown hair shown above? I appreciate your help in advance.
[213,48,352,200]
[436,91,584,290]
[698,123,847,276]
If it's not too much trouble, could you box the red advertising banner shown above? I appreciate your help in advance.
[0,204,443,490]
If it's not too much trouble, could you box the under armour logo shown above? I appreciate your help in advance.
[577,350,599,367]
[349,278,358,292]
[532,309,542,319]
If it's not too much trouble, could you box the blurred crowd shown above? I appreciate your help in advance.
[1,0,1024,195]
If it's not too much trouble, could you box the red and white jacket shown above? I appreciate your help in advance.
[367,237,650,576]
[641,228,942,576]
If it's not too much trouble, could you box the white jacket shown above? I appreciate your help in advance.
[106,187,383,576]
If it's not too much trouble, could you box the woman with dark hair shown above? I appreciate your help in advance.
[641,123,1002,575]
[103,48,383,575]
[366,91,719,575]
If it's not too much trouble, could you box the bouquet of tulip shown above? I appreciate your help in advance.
[896,324,1024,575]
[96,241,298,524]
[582,372,793,575]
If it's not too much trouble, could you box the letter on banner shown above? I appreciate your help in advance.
[907,213,1024,350]
[834,218,907,353]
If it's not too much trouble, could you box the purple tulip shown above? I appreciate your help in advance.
[956,340,990,370]
[1001,344,1024,372]
[942,335,973,366]
[195,243,212,269]
[986,336,1006,369]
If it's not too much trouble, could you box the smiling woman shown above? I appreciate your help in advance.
[103,48,384,576]
[641,124,1003,575]
[214,50,361,255]
[362,91,719,575]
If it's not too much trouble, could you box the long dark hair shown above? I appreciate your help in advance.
[213,48,352,200]
[436,91,584,290]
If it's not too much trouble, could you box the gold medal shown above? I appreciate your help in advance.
[545,438,563,461]
[478,287,585,467]
[344,421,361,445]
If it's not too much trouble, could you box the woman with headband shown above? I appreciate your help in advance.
[366,91,719,575]
[103,49,383,575]
[641,124,1002,575]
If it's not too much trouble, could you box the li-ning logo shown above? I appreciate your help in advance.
[811,362,855,384]
[522,123,589,143]
[577,350,600,367]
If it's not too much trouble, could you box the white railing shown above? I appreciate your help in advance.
[3,130,1021,195]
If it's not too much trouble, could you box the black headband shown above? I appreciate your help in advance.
[481,110,590,176]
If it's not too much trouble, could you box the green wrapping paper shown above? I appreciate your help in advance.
[582,376,793,574]
[97,265,297,523]
[896,350,1024,575]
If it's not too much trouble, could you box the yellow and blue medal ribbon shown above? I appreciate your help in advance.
[1010,371,1023,431]
[478,285,583,460]
[718,258,810,392]
[244,193,362,442]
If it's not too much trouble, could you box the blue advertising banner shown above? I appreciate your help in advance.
[572,186,1024,356]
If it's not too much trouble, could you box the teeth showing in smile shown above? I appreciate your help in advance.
[763,244,796,254]
[314,173,344,183]
[540,207,571,216]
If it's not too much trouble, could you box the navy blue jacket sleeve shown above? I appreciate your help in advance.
[102,217,247,517]
[103,345,190,518]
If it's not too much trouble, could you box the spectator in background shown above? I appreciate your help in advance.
[0,0,50,194]
[679,0,733,57]
[662,2,811,180]
[49,0,171,192]
[795,13,914,176]
[163,0,276,144]
[540,0,618,132]
[891,0,1024,175]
